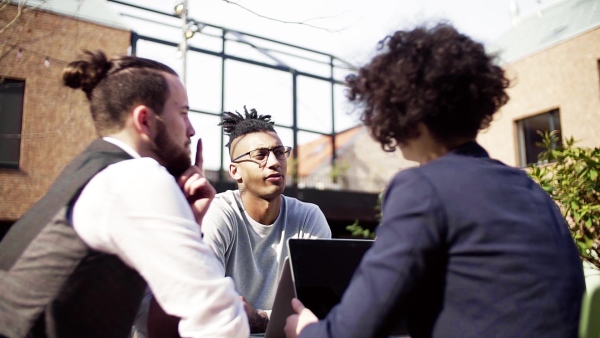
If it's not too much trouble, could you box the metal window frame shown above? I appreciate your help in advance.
[108,0,357,188]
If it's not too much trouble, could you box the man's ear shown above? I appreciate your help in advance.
[131,105,155,140]
[229,163,242,181]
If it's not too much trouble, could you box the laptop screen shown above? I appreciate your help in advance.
[287,238,374,319]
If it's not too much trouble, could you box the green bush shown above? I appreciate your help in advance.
[346,219,375,239]
[528,131,600,269]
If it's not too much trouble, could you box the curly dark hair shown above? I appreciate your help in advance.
[346,23,510,151]
[62,50,177,136]
[219,106,276,148]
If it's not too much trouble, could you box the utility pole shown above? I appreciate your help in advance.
[175,0,189,86]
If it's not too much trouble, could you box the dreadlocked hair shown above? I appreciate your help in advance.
[219,106,276,147]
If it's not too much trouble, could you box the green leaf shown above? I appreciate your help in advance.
[572,208,581,223]
[577,241,589,255]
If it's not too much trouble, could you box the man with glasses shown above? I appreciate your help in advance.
[202,107,331,333]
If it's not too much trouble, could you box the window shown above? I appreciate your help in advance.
[516,109,561,167]
[0,78,25,168]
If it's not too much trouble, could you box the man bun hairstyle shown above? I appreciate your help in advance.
[346,23,510,152]
[63,51,113,100]
[62,50,178,136]
[219,106,276,148]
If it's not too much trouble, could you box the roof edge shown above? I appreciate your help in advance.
[14,0,130,31]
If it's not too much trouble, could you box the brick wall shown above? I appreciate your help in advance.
[478,26,600,167]
[0,5,130,221]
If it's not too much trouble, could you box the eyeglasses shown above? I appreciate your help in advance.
[231,146,292,163]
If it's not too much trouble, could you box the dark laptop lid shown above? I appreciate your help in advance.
[287,238,374,319]
[286,238,407,337]
[263,257,295,338]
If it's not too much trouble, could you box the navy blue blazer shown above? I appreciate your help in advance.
[300,142,585,338]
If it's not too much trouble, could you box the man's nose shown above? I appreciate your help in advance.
[186,117,195,137]
[264,150,281,168]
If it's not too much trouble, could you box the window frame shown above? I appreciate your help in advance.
[515,109,561,167]
[0,77,26,169]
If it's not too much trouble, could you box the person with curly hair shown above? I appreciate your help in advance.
[0,51,249,338]
[285,23,585,338]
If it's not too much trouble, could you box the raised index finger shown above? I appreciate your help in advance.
[194,138,203,171]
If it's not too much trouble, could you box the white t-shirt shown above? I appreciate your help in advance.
[202,190,332,311]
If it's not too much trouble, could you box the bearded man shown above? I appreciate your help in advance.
[0,51,249,338]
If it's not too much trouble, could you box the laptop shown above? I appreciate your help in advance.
[287,238,375,320]
[261,238,406,338]
[261,257,295,338]
[264,238,406,338]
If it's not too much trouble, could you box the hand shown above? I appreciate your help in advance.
[284,298,318,338]
[241,296,269,333]
[178,139,216,224]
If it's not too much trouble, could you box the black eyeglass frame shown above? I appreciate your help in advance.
[231,145,293,163]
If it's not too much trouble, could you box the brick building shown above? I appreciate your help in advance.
[0,0,130,235]
[478,0,600,166]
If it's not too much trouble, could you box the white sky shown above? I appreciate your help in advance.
[109,0,555,170]
[118,0,552,63]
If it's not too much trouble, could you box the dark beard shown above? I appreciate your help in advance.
[151,120,191,178]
